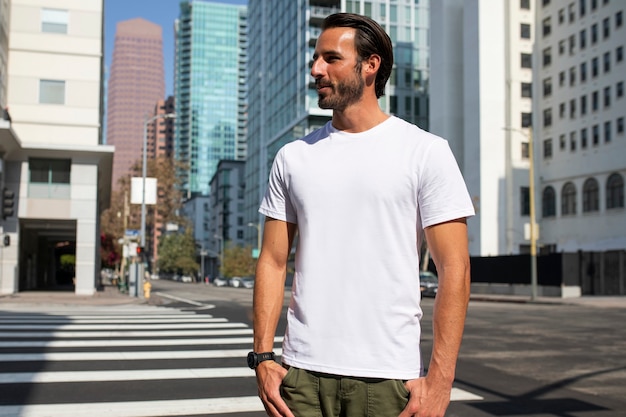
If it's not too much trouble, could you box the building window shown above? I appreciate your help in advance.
[41,8,68,34]
[543,108,552,127]
[603,17,610,39]
[559,102,566,119]
[39,80,65,104]
[570,99,576,118]
[521,142,530,159]
[559,134,567,150]
[583,178,600,212]
[592,57,599,77]
[29,158,71,199]
[569,3,576,22]
[604,86,611,108]
[617,11,623,28]
[521,0,530,9]
[581,127,588,148]
[592,90,599,111]
[521,53,532,68]
[543,138,553,158]
[580,0,586,16]
[520,187,530,216]
[542,17,552,36]
[618,117,625,135]
[593,124,600,145]
[604,51,611,73]
[617,46,624,63]
[521,23,531,39]
[581,95,587,115]
[521,112,532,128]
[559,39,566,55]
[559,71,566,86]
[570,131,577,151]
[569,34,576,55]
[569,66,576,86]
[541,79,550,97]
[605,121,612,143]
[522,82,533,98]
[580,29,587,49]
[543,0,551,6]
[561,182,577,215]
[591,0,597,11]
[543,47,552,67]
[542,186,556,217]
[606,173,625,209]
[580,62,587,82]
[559,8,565,24]
[591,23,598,44]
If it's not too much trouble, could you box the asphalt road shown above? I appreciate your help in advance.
[150,279,626,417]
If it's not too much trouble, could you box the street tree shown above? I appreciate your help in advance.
[221,243,256,278]
[157,229,199,276]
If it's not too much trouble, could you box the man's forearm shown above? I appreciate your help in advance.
[253,261,286,352]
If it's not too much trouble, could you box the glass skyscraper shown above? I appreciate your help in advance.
[245,0,430,243]
[175,1,247,197]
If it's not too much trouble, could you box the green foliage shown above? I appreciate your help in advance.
[221,243,256,278]
[157,230,199,276]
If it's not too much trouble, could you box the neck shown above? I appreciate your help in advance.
[331,98,389,133]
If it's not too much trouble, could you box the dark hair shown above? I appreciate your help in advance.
[322,13,393,98]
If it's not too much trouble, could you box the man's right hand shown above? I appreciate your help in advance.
[255,361,295,417]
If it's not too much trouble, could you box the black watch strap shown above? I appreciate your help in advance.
[247,351,275,369]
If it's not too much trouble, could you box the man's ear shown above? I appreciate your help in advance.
[364,54,381,76]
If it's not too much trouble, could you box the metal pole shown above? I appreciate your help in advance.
[528,127,538,301]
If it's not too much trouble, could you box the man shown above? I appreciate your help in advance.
[250,13,475,417]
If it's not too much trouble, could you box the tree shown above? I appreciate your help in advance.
[221,243,256,278]
[157,229,199,276]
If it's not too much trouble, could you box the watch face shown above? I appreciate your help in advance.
[247,352,257,369]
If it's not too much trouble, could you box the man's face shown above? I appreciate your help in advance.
[311,27,365,111]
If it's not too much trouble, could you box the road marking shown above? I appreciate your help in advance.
[154,292,214,308]
[0,348,284,362]
[0,317,225,324]
[0,328,253,338]
[451,387,483,401]
[0,336,284,348]
[0,322,241,331]
[0,396,265,417]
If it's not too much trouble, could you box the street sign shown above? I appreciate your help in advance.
[125,229,140,237]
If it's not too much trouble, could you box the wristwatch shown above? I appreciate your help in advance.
[247,351,276,369]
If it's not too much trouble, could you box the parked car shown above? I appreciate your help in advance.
[419,271,438,297]
[212,276,228,287]
[180,275,193,283]
[229,276,255,289]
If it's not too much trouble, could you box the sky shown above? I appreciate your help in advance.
[104,0,247,97]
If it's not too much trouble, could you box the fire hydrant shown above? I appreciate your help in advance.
[143,280,152,299]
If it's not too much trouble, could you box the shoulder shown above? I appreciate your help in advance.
[386,116,449,150]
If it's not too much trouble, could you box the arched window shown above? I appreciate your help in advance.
[606,173,625,209]
[542,186,556,217]
[582,178,599,212]
[561,182,577,215]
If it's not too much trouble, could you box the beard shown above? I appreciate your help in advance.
[317,69,365,111]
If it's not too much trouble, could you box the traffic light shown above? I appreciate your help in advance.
[2,187,14,220]
[136,246,144,257]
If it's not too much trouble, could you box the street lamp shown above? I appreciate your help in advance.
[140,113,176,251]
[247,222,261,258]
[504,126,538,301]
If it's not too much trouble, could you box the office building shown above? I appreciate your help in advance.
[535,0,625,252]
[0,0,112,295]
[430,0,535,257]
[174,1,247,198]
[106,18,165,190]
[245,0,430,246]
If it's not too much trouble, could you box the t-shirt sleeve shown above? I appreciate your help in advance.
[259,148,298,224]
[418,138,475,228]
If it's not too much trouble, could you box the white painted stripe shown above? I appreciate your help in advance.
[0,367,256,383]
[0,389,482,417]
[0,396,264,417]
[153,292,209,307]
[0,348,284,362]
[0,328,253,338]
[0,322,241,330]
[0,317,225,324]
[0,336,284,348]
[451,387,483,401]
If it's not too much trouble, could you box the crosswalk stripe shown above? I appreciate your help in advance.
[0,328,252,338]
[0,336,284,348]
[0,367,256,383]
[0,322,245,330]
[0,348,283,362]
[0,396,265,417]
[0,317,227,324]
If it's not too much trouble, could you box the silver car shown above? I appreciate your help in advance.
[419,271,438,297]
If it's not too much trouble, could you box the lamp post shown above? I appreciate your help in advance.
[214,233,224,275]
[141,113,176,252]
[247,222,261,258]
[504,126,538,301]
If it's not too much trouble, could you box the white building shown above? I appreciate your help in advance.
[430,0,535,257]
[535,0,625,252]
[0,0,113,295]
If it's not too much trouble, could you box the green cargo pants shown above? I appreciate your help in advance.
[280,366,410,417]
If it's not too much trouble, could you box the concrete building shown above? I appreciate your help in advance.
[0,0,113,295]
[535,0,625,252]
[430,0,535,257]
[106,18,165,190]
[245,0,430,247]
[174,1,247,198]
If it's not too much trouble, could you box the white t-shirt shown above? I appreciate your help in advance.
[259,116,475,380]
